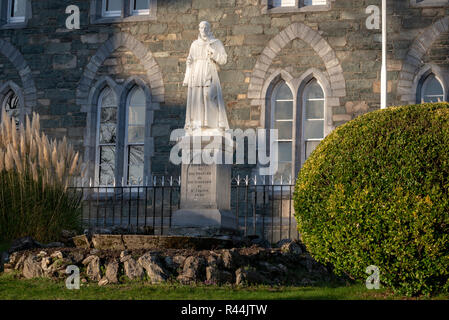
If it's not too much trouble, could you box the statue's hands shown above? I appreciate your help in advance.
[207,47,216,59]
[186,56,193,65]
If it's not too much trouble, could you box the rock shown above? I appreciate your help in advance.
[90,249,100,255]
[173,255,187,268]
[138,253,168,284]
[277,264,288,273]
[92,234,125,250]
[235,267,269,286]
[8,252,19,265]
[9,237,43,253]
[82,255,102,282]
[279,240,303,255]
[37,251,47,258]
[177,256,206,284]
[221,249,241,270]
[300,256,314,273]
[105,260,119,284]
[70,251,85,264]
[72,235,91,249]
[46,257,73,277]
[164,256,177,272]
[119,251,131,263]
[123,256,144,280]
[22,255,44,279]
[251,238,271,248]
[206,265,233,284]
[14,254,27,270]
[50,251,63,260]
[60,230,77,246]
[44,242,65,248]
[41,257,52,272]
[259,261,282,273]
[98,278,109,286]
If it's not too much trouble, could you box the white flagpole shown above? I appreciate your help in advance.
[381,0,387,109]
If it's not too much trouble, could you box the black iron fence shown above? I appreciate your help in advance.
[68,176,298,243]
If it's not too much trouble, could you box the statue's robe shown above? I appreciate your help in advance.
[183,36,229,131]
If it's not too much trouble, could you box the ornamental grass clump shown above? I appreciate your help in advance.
[294,102,449,297]
[0,110,83,243]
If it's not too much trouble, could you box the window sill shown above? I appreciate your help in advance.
[0,22,28,29]
[410,0,449,8]
[91,13,156,24]
[263,4,331,14]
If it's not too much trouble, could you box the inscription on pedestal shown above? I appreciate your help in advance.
[186,165,213,205]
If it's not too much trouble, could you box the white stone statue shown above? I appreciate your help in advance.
[183,21,230,135]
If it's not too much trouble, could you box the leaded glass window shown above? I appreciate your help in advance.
[97,87,118,186]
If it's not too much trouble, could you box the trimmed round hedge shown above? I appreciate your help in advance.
[294,103,449,296]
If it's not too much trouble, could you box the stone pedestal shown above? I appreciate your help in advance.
[170,134,237,236]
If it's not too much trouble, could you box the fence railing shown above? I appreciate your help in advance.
[68,176,298,243]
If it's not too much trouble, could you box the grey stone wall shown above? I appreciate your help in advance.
[0,0,448,178]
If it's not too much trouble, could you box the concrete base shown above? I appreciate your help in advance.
[172,209,236,228]
[171,134,238,236]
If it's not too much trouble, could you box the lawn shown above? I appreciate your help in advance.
[1,272,448,300]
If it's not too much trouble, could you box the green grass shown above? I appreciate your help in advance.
[1,272,448,300]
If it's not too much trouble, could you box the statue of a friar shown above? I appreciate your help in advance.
[183,21,230,134]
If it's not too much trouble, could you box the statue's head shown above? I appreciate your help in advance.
[199,21,212,40]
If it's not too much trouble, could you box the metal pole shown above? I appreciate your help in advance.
[381,0,387,109]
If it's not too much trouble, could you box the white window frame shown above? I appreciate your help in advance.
[102,0,122,18]
[95,88,118,187]
[264,0,331,13]
[7,0,26,23]
[268,78,327,180]
[270,82,296,182]
[124,86,146,186]
[300,79,326,167]
[272,0,296,7]
[130,0,150,16]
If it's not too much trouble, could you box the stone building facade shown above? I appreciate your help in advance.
[0,0,448,185]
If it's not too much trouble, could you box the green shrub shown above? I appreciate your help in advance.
[0,110,83,243]
[294,102,449,296]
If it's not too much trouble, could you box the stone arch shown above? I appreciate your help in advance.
[0,39,37,112]
[398,16,449,104]
[248,23,345,111]
[76,32,165,109]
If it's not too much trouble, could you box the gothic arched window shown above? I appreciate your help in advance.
[302,79,325,161]
[268,77,326,181]
[1,89,20,127]
[96,87,118,186]
[419,74,445,103]
[125,86,146,185]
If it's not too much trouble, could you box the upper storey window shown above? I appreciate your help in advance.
[265,0,331,13]
[410,0,449,8]
[91,0,156,23]
[131,0,150,15]
[8,0,25,23]
[0,0,31,29]
[272,0,296,7]
[102,0,122,17]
